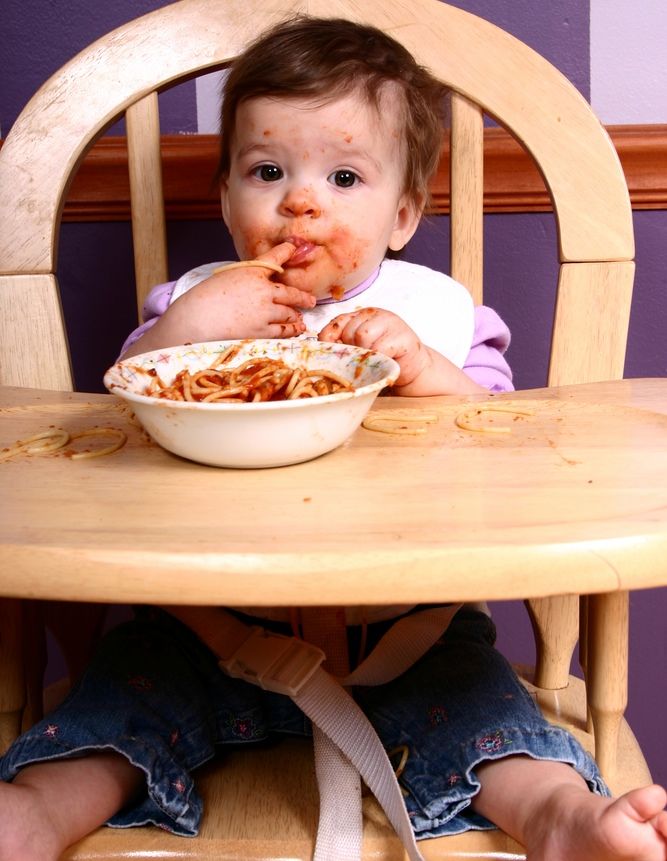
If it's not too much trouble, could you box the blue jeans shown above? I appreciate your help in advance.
[0,607,607,838]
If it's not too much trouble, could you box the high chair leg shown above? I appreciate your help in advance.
[525,595,579,689]
[579,596,593,733]
[586,591,629,781]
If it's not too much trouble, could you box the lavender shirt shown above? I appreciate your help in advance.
[121,271,514,393]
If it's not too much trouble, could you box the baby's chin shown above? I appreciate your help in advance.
[280,268,351,301]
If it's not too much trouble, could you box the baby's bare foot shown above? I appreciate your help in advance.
[528,783,667,861]
[0,779,64,861]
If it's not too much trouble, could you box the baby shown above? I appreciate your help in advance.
[1,16,665,861]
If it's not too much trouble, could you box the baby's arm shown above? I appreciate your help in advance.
[319,307,486,396]
[122,242,316,359]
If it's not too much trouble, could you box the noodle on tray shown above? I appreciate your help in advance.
[1,427,127,462]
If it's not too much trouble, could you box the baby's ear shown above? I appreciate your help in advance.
[388,194,423,252]
[219,179,231,229]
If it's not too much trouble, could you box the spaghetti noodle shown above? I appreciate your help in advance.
[69,428,127,459]
[143,345,356,403]
[212,259,285,276]
[454,405,533,433]
[1,427,127,461]
[362,410,439,435]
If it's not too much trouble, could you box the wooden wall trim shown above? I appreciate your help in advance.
[2,125,665,221]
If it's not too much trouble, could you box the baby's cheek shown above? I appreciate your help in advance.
[328,228,370,275]
[243,234,273,259]
[232,220,274,259]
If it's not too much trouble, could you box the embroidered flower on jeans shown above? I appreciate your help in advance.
[171,778,186,794]
[230,716,261,739]
[428,705,448,727]
[43,724,59,738]
[476,730,512,754]
[447,773,461,786]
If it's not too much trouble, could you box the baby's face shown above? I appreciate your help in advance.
[220,88,420,299]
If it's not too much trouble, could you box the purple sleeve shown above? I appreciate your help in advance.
[463,306,514,392]
[118,281,176,358]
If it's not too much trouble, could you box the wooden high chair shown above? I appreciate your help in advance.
[0,0,647,858]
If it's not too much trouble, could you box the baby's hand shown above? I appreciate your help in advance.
[319,307,487,397]
[319,308,428,387]
[171,242,316,342]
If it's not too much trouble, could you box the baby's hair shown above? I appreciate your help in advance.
[217,16,449,208]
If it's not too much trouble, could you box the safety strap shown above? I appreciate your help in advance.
[299,608,359,861]
[219,603,462,861]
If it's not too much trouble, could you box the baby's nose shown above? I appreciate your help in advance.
[280,188,321,218]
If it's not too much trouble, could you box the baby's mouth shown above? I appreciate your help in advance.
[282,235,318,266]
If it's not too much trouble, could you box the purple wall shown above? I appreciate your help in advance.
[3,0,666,787]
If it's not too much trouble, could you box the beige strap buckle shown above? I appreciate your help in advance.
[219,626,325,696]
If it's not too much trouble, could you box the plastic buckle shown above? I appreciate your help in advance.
[219,627,325,697]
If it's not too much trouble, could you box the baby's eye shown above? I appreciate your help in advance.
[253,164,283,182]
[328,169,360,188]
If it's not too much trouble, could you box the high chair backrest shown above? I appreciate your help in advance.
[0,0,634,394]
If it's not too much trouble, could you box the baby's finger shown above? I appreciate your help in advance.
[272,283,316,309]
[319,313,355,342]
[268,319,307,339]
[336,310,387,348]
[349,310,382,337]
[268,304,304,326]
[257,241,298,269]
[362,331,403,359]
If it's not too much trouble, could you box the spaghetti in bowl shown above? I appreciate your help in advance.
[104,339,399,467]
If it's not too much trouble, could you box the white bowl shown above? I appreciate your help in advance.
[104,339,399,468]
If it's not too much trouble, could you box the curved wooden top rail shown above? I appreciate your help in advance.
[0,0,633,276]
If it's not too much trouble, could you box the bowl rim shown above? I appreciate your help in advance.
[104,338,400,411]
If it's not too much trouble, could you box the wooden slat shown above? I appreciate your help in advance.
[126,94,169,315]
[548,261,635,386]
[449,94,484,304]
[0,274,72,389]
